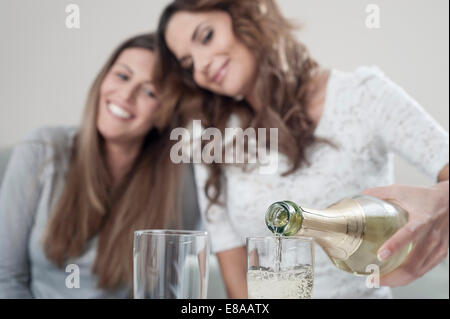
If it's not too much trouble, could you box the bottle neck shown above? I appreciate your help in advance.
[298,199,365,260]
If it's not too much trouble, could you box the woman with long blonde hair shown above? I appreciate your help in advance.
[154,0,449,299]
[0,33,184,298]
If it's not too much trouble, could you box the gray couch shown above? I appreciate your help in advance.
[0,148,11,183]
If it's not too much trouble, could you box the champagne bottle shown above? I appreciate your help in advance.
[265,195,412,276]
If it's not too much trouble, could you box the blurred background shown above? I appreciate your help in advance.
[0,0,448,298]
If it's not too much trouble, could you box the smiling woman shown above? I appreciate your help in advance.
[95,47,163,184]
[98,49,159,142]
[164,9,258,99]
[153,0,449,299]
[0,33,185,298]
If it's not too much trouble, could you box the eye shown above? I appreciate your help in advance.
[143,88,157,99]
[202,29,214,45]
[117,73,129,81]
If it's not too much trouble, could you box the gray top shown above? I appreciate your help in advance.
[0,126,131,298]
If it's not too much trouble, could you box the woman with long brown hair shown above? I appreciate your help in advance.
[0,33,184,298]
[154,0,449,298]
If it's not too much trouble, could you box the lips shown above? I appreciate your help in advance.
[211,60,229,85]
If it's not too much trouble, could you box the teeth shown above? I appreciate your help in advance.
[215,64,227,83]
[108,103,132,119]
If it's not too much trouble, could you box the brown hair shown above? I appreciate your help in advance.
[43,33,184,289]
[154,0,333,207]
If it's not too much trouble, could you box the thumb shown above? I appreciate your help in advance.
[362,186,398,200]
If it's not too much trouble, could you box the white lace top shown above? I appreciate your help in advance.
[193,66,449,299]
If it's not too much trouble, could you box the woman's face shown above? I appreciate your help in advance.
[97,48,159,144]
[165,10,257,98]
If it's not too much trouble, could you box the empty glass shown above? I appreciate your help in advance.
[133,230,209,299]
[246,236,315,299]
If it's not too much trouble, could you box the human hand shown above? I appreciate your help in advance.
[362,181,449,287]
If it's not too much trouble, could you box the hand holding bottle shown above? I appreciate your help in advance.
[363,181,449,287]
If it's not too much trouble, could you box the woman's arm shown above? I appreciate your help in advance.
[192,163,246,297]
[363,163,449,287]
[355,67,449,287]
[0,137,44,298]
[216,247,248,299]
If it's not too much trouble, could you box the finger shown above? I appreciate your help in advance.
[377,220,427,262]
[379,266,415,287]
[402,224,443,274]
[362,186,399,200]
[418,218,449,269]
[419,228,449,276]
[379,240,426,287]
[416,227,443,271]
[419,248,447,278]
[380,227,444,286]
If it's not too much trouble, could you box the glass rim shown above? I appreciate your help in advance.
[134,229,208,237]
[246,236,314,243]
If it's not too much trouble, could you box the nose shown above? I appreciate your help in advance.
[193,49,212,80]
[119,82,137,104]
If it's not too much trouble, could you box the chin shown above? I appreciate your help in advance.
[101,132,131,144]
[97,127,115,142]
[221,83,245,99]
[97,121,123,142]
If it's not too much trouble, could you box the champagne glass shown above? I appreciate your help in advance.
[246,236,314,299]
[133,230,209,299]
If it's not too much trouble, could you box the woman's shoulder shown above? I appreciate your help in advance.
[22,126,78,151]
[316,66,396,132]
[23,126,78,144]
[14,126,78,168]
[1,126,78,187]
[330,65,391,95]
